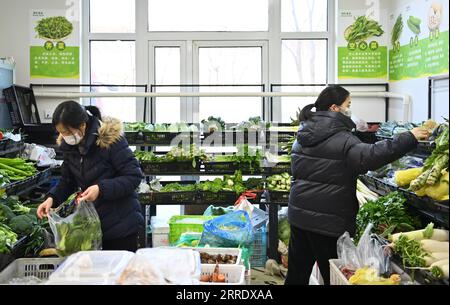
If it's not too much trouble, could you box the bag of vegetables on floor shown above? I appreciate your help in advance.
[48,199,102,257]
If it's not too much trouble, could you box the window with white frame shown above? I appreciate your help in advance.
[85,0,333,123]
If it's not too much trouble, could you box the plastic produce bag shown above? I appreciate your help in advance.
[48,200,102,257]
[175,232,202,247]
[234,192,255,218]
[203,205,233,216]
[117,248,201,285]
[337,223,391,276]
[199,210,253,248]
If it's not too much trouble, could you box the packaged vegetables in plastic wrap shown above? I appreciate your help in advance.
[337,224,401,285]
[48,200,102,257]
[199,211,253,249]
[117,248,201,285]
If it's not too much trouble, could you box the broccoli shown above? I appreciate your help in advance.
[0,204,15,223]
[8,215,35,236]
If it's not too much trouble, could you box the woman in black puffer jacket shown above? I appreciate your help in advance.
[285,85,429,285]
[37,101,144,252]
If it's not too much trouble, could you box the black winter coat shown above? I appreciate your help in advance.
[288,111,418,237]
[48,116,144,241]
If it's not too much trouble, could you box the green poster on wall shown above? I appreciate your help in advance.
[389,31,449,81]
[30,10,79,79]
[338,45,388,79]
[337,9,389,81]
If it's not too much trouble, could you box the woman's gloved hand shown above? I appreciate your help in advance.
[78,185,100,202]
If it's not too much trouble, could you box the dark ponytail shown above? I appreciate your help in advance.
[85,105,102,121]
[52,100,89,129]
[298,85,350,122]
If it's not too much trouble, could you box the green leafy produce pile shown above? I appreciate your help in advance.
[0,158,37,182]
[0,223,17,254]
[124,122,199,133]
[135,145,209,167]
[202,117,226,133]
[35,16,73,40]
[344,16,384,43]
[0,196,49,256]
[153,171,263,195]
[267,173,291,192]
[355,191,421,242]
[212,145,263,173]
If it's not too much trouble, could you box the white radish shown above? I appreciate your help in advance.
[425,252,449,266]
[431,259,449,268]
[421,240,449,253]
[390,228,449,242]
[430,259,449,279]
[440,265,449,279]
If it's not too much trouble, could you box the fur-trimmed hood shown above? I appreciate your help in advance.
[57,116,123,149]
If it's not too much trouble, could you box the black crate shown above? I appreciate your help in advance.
[261,162,291,175]
[140,160,199,175]
[0,139,24,157]
[267,191,290,204]
[197,191,239,205]
[126,131,200,145]
[203,161,261,175]
[139,191,197,205]
[4,168,52,196]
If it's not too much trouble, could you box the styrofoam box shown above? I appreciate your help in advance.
[47,251,134,284]
[184,247,243,266]
[151,216,170,248]
[200,264,246,285]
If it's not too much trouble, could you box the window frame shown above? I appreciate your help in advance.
[82,0,336,122]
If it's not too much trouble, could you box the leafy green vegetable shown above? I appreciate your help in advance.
[0,204,15,223]
[8,215,36,236]
[54,213,102,257]
[391,14,404,46]
[344,16,385,43]
[356,191,421,242]
[0,158,37,181]
[393,235,427,267]
[202,116,226,133]
[35,16,73,40]
[278,217,290,246]
[0,223,17,254]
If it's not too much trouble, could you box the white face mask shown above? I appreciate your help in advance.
[63,132,83,146]
[339,106,352,117]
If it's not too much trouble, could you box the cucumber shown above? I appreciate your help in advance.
[407,18,421,35]
[409,16,421,26]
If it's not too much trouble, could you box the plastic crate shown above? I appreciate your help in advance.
[267,191,290,204]
[261,163,291,175]
[186,247,242,265]
[0,139,24,157]
[126,130,200,146]
[140,160,199,175]
[200,264,246,285]
[250,223,267,268]
[329,259,350,285]
[168,215,215,245]
[197,191,239,205]
[139,190,198,205]
[0,258,65,284]
[203,161,260,175]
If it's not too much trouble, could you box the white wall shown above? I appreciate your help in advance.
[0,0,80,122]
[387,0,449,122]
